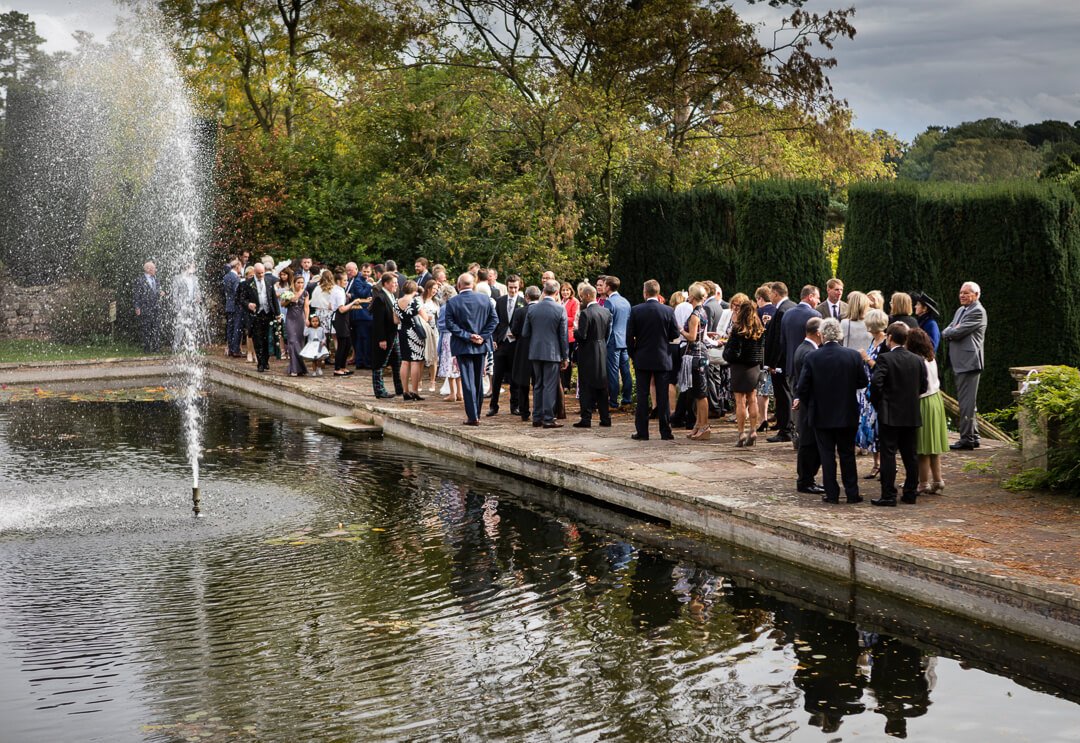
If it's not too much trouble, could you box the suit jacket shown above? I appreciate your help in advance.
[522,297,569,363]
[870,345,928,427]
[626,299,680,372]
[702,297,724,333]
[796,341,867,429]
[511,301,534,387]
[134,273,161,315]
[941,301,987,373]
[763,297,797,368]
[792,339,818,437]
[371,286,398,346]
[415,271,433,289]
[605,292,631,349]
[443,289,497,356]
[222,270,240,313]
[576,301,611,385]
[345,276,373,321]
[238,275,280,317]
[818,299,849,321]
[493,293,526,353]
[780,302,819,374]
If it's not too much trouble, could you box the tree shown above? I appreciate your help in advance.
[0,10,46,117]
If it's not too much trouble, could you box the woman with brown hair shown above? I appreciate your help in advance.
[723,292,765,446]
[888,291,918,329]
[907,327,950,494]
[559,281,579,392]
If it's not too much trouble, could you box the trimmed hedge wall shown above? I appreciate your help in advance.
[610,180,827,302]
[840,181,1080,411]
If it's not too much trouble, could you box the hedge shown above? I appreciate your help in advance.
[840,181,1080,411]
[610,180,827,302]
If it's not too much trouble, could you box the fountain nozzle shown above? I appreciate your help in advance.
[192,486,202,517]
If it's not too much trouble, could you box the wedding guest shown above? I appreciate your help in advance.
[907,328,949,494]
[867,290,885,311]
[330,269,363,376]
[840,291,871,352]
[678,283,711,440]
[559,281,579,392]
[913,292,941,353]
[870,322,928,507]
[723,293,765,446]
[572,283,612,428]
[395,280,429,397]
[888,291,918,329]
[858,309,889,476]
[421,281,441,392]
[754,284,776,432]
[284,275,309,377]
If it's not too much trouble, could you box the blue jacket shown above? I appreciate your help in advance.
[780,302,819,375]
[345,276,373,322]
[626,298,680,372]
[605,292,631,349]
[918,315,940,353]
[443,289,497,356]
[222,270,240,313]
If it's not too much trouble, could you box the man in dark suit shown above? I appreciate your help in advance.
[792,316,825,495]
[511,286,539,421]
[604,276,633,409]
[133,260,164,353]
[870,322,929,506]
[521,280,569,428]
[370,272,403,398]
[794,318,866,503]
[626,280,681,441]
[487,275,525,416]
[764,281,798,442]
[817,278,849,321]
[941,281,987,450]
[347,262,374,370]
[573,283,612,428]
[775,284,821,444]
[222,259,243,357]
[413,257,433,289]
[238,261,280,372]
[443,272,498,425]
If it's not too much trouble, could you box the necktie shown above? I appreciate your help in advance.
[832,303,839,320]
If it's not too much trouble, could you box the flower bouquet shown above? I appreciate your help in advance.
[279,289,296,306]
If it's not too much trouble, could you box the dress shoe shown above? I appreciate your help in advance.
[631,433,649,441]
[510,408,521,416]
[598,420,612,427]
[533,421,543,428]
[821,495,840,504]
[660,433,675,440]
[797,484,826,495]
[543,422,563,429]
[846,495,864,504]
[900,493,918,504]
[375,392,395,399]
[412,394,425,401]
[871,497,897,507]
[486,408,499,417]
[463,419,479,426]
[949,441,977,450]
[766,432,792,443]
[572,421,591,428]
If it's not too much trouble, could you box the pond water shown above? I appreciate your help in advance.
[0,386,1077,742]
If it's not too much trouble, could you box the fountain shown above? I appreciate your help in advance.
[0,18,214,514]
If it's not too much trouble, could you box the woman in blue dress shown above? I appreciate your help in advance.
[857,308,889,478]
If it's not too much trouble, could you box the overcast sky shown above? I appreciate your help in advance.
[6,0,1080,142]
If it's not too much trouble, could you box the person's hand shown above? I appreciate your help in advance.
[470,333,484,345]
[135,308,141,316]
[248,302,256,312]
[379,341,387,350]
[560,360,569,370]
[792,399,800,410]
[859,349,869,361]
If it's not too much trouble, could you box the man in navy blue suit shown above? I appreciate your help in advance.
[604,276,633,409]
[222,258,243,357]
[443,272,498,425]
[626,280,681,441]
[794,318,866,504]
[345,262,374,369]
[774,284,821,444]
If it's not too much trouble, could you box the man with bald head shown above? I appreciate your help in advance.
[942,281,988,450]
[443,272,498,425]
[238,261,280,372]
[345,261,374,369]
[134,260,164,353]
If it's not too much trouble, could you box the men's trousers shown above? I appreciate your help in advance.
[796,421,822,489]
[878,424,919,499]
[771,371,792,433]
[607,348,633,407]
[225,310,242,355]
[250,311,272,369]
[372,337,403,396]
[352,318,372,369]
[458,354,486,422]
[489,349,518,412]
[634,367,671,439]
[531,360,560,424]
[139,309,161,353]
[955,371,981,445]
[814,426,859,501]
[578,381,610,425]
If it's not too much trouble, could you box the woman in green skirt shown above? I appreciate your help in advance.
[907,328,949,494]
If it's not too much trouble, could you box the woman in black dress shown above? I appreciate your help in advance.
[723,293,765,446]
[679,283,711,440]
[395,280,430,400]
[284,275,309,376]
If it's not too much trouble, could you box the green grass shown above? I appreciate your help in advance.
[0,338,150,363]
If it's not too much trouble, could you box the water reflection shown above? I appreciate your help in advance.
[0,389,1076,742]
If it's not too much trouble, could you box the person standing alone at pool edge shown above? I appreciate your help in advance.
[942,281,987,450]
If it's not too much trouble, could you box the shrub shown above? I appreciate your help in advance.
[734,180,829,292]
[1006,365,1080,494]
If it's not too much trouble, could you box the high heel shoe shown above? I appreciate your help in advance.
[747,432,757,447]
[690,426,711,441]
[756,420,769,433]
[246,353,255,363]
[931,480,945,494]
[687,428,699,439]
[735,433,747,447]
[864,465,880,480]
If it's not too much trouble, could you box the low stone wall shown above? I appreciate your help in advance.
[0,282,56,339]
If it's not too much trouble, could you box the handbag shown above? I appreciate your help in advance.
[707,345,728,367]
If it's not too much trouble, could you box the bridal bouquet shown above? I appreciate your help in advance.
[279,289,296,305]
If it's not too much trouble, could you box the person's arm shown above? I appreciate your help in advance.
[869,354,887,405]
[681,312,698,342]
[942,306,984,340]
[853,353,868,390]
[559,311,569,365]
[793,356,812,409]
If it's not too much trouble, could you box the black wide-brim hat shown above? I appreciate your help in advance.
[910,291,939,317]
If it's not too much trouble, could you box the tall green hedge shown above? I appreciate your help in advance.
[840,181,1080,410]
[610,180,827,301]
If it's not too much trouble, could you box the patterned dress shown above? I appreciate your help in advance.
[395,296,426,363]
[856,337,884,452]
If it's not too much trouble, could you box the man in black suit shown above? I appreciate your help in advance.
[626,280,681,441]
[510,286,540,421]
[487,275,524,416]
[775,284,821,444]
[238,261,280,372]
[133,260,164,353]
[792,316,825,495]
[573,283,613,428]
[763,281,798,442]
[370,272,404,398]
[870,322,929,506]
[412,257,433,289]
[794,318,867,503]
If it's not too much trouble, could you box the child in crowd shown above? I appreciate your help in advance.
[301,314,330,376]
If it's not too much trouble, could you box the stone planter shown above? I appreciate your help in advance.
[1010,365,1056,470]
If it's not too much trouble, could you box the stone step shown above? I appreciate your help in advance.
[317,416,383,439]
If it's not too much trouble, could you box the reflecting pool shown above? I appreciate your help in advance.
[0,386,1077,742]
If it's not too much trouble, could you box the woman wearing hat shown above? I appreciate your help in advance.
[913,292,941,353]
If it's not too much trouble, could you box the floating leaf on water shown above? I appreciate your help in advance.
[371,527,386,532]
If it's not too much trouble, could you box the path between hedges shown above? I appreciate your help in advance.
[202,353,1080,601]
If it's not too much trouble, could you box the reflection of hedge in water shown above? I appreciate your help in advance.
[840,181,1080,411]
[610,181,828,302]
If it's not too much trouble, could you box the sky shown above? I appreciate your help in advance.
[6,0,1080,142]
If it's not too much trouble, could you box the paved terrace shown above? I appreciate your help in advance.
[3,354,1077,650]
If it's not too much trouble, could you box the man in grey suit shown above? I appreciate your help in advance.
[942,281,988,450]
[521,280,570,428]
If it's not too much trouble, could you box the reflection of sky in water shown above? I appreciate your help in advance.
[0,392,1076,742]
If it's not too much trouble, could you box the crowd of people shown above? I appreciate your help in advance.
[211,251,988,507]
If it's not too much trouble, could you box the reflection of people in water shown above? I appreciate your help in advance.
[861,632,934,738]
[627,552,681,631]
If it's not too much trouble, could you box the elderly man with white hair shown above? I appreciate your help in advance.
[941,281,988,450]
[442,272,498,425]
